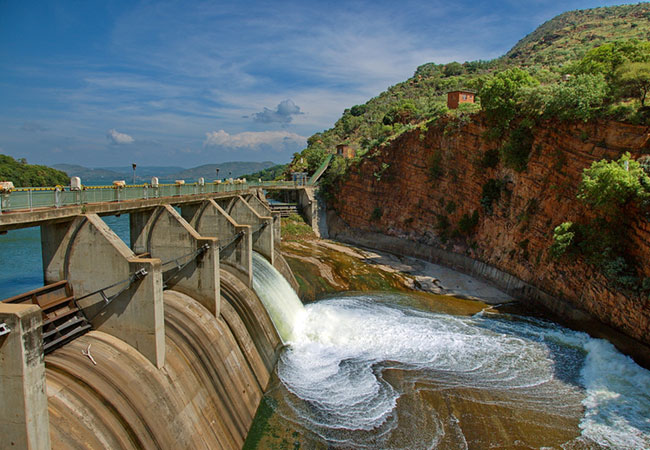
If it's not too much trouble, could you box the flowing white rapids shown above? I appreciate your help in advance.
[273,294,650,449]
[252,252,306,342]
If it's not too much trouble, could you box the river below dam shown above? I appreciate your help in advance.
[246,288,650,449]
[2,219,650,448]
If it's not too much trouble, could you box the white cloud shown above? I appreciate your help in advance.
[107,128,134,145]
[204,130,306,150]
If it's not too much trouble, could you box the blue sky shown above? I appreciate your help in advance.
[0,0,632,168]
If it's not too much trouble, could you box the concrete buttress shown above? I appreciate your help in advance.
[222,196,274,265]
[130,205,220,316]
[0,303,51,450]
[182,199,253,287]
[41,214,165,368]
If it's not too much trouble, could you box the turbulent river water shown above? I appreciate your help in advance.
[248,289,650,449]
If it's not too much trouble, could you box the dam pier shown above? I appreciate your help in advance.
[0,183,313,449]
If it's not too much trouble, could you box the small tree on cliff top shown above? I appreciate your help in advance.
[478,68,538,134]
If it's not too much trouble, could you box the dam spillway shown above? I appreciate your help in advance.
[251,252,305,343]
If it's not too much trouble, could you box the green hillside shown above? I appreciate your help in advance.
[0,155,69,187]
[288,3,650,177]
[240,164,288,181]
[504,3,650,67]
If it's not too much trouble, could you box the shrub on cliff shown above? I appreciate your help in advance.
[500,122,535,171]
[567,39,650,83]
[615,61,650,106]
[550,222,576,258]
[458,210,480,234]
[578,152,650,215]
[481,179,505,215]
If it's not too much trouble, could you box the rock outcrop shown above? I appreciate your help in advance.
[331,115,650,346]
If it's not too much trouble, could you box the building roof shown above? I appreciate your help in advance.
[447,89,477,94]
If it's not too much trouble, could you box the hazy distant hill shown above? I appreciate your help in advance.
[53,164,124,182]
[168,161,277,181]
[54,161,278,183]
[101,166,185,177]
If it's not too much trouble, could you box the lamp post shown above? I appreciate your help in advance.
[216,168,220,180]
[132,163,137,184]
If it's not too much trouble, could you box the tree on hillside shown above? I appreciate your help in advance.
[0,154,69,187]
[568,39,650,82]
[616,61,650,106]
[478,68,539,133]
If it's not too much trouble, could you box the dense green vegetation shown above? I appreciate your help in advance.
[240,164,288,181]
[288,4,650,184]
[503,3,650,67]
[0,155,69,187]
[551,153,650,292]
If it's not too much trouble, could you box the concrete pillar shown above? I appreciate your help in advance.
[227,196,274,265]
[244,195,282,248]
[130,206,220,316]
[42,214,165,368]
[184,200,253,287]
[0,303,51,450]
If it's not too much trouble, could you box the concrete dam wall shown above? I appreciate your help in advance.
[0,191,301,449]
[46,280,281,449]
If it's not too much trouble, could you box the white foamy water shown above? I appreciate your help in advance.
[252,252,306,342]
[275,294,650,449]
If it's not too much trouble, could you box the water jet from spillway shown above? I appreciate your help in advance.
[252,252,305,343]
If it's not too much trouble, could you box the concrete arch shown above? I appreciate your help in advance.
[45,289,267,449]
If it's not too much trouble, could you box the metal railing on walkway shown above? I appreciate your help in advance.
[0,180,310,214]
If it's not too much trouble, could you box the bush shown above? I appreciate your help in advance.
[478,68,539,132]
[550,221,576,258]
[501,123,534,171]
[577,152,650,215]
[428,152,445,180]
[371,207,383,221]
[350,104,367,116]
[458,210,480,234]
[544,74,609,121]
[443,62,464,77]
[480,148,500,169]
[481,179,504,215]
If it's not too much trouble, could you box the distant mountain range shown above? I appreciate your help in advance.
[53,161,277,184]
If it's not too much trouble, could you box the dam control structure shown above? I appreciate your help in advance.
[0,182,314,449]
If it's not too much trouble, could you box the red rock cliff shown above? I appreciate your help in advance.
[332,115,650,345]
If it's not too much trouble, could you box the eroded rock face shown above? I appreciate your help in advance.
[332,115,650,344]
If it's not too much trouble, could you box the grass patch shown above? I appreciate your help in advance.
[281,213,314,240]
